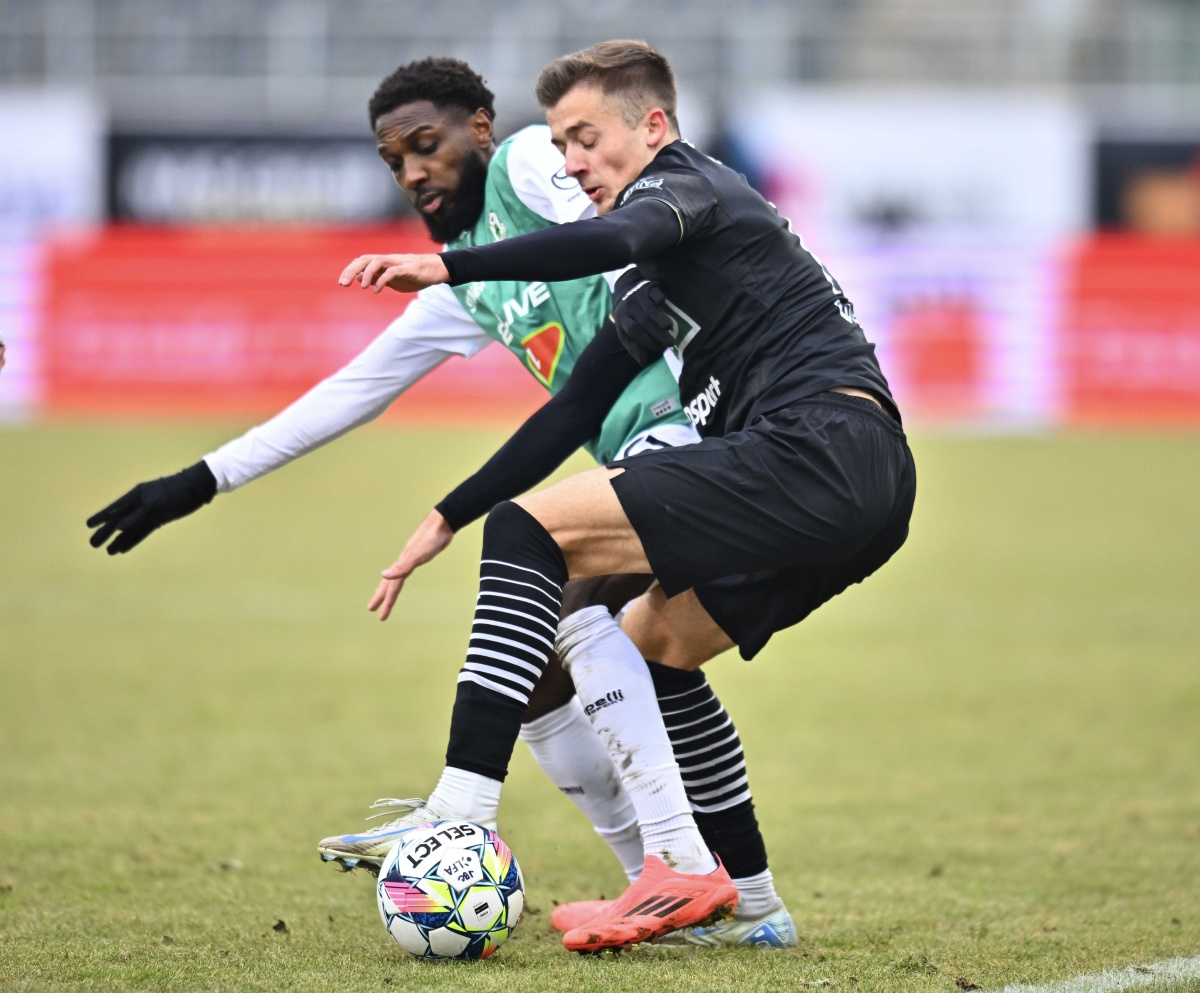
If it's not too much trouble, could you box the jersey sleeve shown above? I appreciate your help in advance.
[441,198,680,285]
[435,317,643,531]
[203,285,491,492]
[505,125,597,225]
[617,154,720,245]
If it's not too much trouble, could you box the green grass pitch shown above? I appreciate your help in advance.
[1,422,1197,992]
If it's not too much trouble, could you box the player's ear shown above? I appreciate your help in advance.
[470,108,494,148]
[644,107,671,148]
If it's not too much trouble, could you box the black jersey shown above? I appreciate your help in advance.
[615,141,895,436]
[440,139,897,437]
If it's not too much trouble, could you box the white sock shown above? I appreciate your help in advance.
[520,699,644,881]
[428,766,502,825]
[732,868,782,918]
[557,606,717,876]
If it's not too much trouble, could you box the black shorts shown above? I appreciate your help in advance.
[608,392,916,659]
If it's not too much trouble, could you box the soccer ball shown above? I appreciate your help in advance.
[376,820,524,960]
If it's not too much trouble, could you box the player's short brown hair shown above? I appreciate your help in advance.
[535,40,679,133]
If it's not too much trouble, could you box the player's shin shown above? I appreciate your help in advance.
[557,606,717,876]
[647,660,783,918]
[520,698,643,881]
[436,502,568,823]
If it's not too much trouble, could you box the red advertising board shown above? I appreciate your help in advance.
[1060,235,1200,424]
[32,226,1200,429]
[36,225,545,422]
[886,296,987,420]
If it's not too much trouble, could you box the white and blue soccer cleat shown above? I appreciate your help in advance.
[316,797,497,875]
[653,899,798,948]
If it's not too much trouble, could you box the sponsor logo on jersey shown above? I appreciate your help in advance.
[650,397,679,418]
[663,298,702,354]
[492,282,553,346]
[620,176,664,205]
[584,689,625,716]
[551,167,579,191]
[501,281,551,326]
[521,321,565,387]
[684,375,722,427]
[488,210,507,241]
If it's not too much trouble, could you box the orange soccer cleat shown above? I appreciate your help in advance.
[561,855,738,953]
[550,899,613,933]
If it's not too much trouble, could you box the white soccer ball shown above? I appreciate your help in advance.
[376,820,525,960]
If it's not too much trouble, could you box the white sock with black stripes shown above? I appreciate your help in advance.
[557,606,717,877]
[520,700,644,881]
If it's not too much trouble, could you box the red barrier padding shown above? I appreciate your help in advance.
[37,224,545,423]
[888,296,986,420]
[1060,234,1200,424]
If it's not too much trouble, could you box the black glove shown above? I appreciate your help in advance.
[612,268,675,366]
[87,460,217,555]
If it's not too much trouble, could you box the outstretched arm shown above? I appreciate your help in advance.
[87,288,489,554]
[340,197,682,294]
[436,318,645,530]
[368,317,649,620]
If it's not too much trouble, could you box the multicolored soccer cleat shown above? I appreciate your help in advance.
[317,797,497,875]
[561,855,738,953]
[655,899,798,948]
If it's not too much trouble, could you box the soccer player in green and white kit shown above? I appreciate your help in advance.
[87,57,795,948]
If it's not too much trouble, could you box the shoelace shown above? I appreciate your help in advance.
[362,796,428,831]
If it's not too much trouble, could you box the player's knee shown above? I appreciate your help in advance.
[483,499,558,549]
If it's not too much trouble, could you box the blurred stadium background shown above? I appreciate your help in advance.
[3,0,1200,426]
[3,5,1200,989]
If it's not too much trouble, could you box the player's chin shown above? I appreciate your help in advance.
[419,205,457,243]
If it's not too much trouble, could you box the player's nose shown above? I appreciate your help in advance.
[402,160,430,189]
[563,150,588,179]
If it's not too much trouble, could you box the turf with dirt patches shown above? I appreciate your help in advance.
[1,423,1197,993]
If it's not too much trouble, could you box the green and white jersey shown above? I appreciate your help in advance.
[203,126,693,494]
[444,127,689,464]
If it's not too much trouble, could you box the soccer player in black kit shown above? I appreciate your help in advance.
[341,40,916,952]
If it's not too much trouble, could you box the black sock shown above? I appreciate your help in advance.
[445,501,567,781]
[647,660,769,878]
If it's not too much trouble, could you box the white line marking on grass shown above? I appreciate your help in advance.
[997,955,1200,993]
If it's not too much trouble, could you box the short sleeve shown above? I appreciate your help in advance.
[505,125,597,225]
